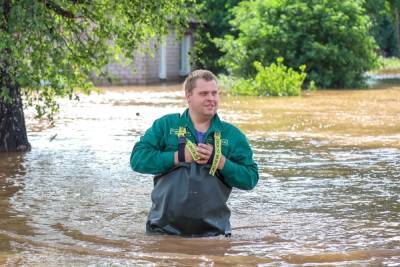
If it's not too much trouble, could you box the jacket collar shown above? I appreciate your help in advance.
[179,109,222,137]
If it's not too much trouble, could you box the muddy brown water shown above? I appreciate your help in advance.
[0,84,399,266]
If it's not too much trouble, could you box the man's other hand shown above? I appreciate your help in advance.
[196,143,213,165]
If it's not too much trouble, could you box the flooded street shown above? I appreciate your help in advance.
[1,84,400,266]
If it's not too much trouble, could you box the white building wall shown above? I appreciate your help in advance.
[92,29,194,85]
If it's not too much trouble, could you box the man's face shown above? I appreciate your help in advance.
[186,78,219,119]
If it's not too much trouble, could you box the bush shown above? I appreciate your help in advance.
[377,56,400,70]
[226,57,307,96]
[217,0,379,88]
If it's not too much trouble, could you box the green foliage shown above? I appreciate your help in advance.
[378,56,400,68]
[192,0,241,74]
[308,80,317,91]
[364,0,397,56]
[385,0,400,55]
[370,56,400,73]
[217,0,379,88]
[0,0,190,119]
[227,57,307,96]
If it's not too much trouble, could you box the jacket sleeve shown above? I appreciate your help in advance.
[219,133,259,190]
[130,118,175,175]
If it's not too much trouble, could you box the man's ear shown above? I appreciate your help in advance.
[185,92,191,103]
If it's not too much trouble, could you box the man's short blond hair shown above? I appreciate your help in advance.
[183,70,217,94]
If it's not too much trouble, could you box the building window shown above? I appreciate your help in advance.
[180,34,191,76]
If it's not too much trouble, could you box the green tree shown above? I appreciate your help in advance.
[364,0,397,56]
[217,0,378,88]
[385,0,400,55]
[0,0,189,152]
[192,0,241,74]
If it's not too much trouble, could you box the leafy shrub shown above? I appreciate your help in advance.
[227,57,307,96]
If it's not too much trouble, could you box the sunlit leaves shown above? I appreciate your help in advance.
[0,0,191,119]
[227,58,307,96]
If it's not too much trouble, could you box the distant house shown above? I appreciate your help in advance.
[93,27,194,85]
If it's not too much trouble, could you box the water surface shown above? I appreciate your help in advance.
[1,84,399,266]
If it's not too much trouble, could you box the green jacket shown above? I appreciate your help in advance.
[130,109,259,190]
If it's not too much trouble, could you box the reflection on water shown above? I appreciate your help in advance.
[0,154,34,265]
[0,84,399,265]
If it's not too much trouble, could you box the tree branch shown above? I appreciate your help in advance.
[1,0,11,31]
[40,0,77,19]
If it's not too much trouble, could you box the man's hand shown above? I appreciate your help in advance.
[174,146,194,165]
[196,143,213,165]
[185,146,193,162]
[217,155,225,170]
[175,143,223,167]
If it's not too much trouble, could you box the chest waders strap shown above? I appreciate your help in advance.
[186,140,200,161]
[178,127,200,161]
[177,126,222,176]
[209,131,221,176]
[177,127,186,163]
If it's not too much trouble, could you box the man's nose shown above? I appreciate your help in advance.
[206,93,215,100]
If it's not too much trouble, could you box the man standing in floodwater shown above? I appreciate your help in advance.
[130,70,259,237]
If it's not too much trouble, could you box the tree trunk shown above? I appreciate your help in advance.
[0,0,31,152]
[0,84,31,153]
